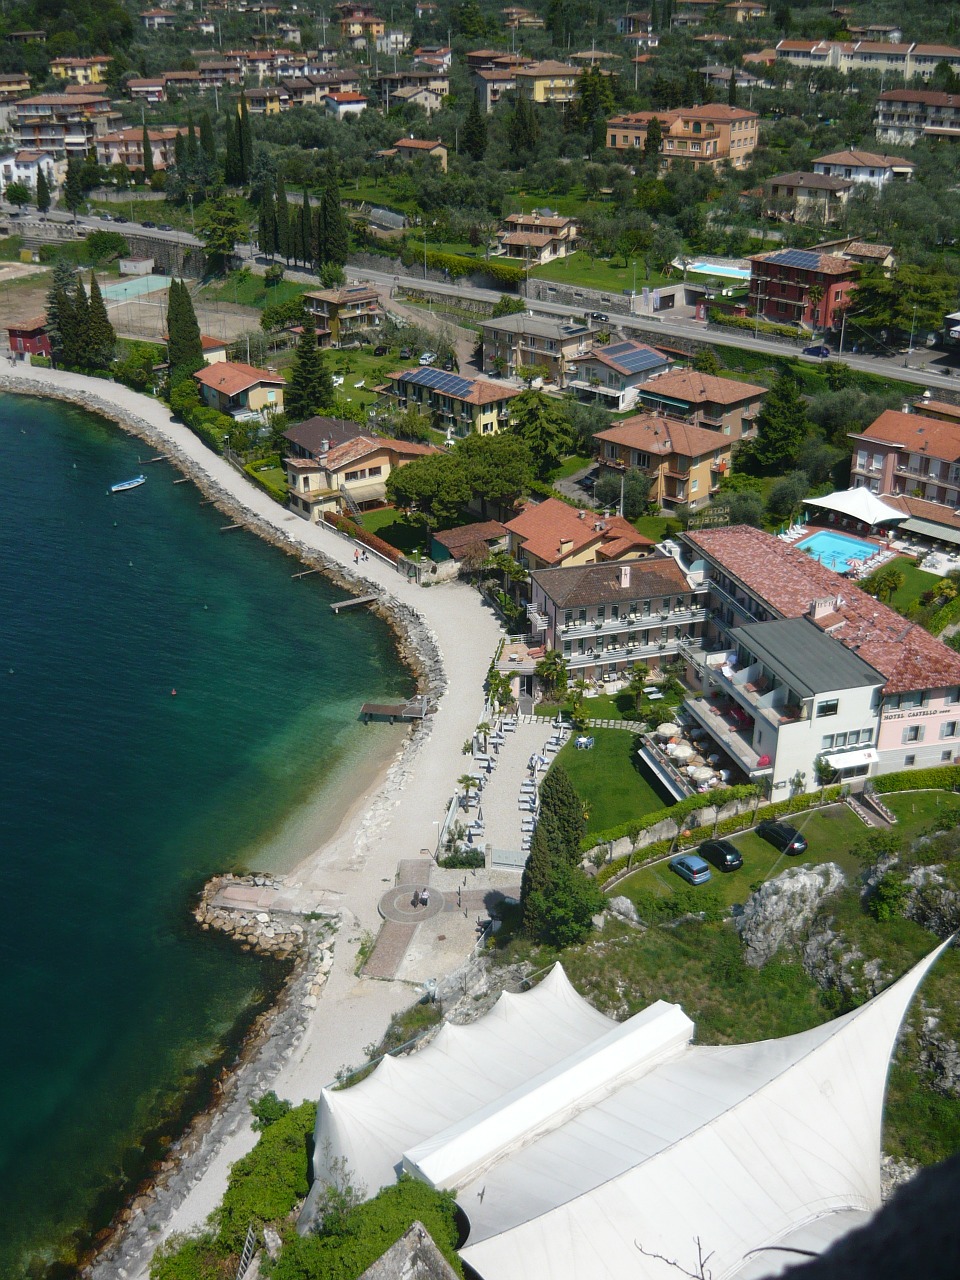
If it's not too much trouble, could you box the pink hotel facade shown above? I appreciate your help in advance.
[677,525,960,790]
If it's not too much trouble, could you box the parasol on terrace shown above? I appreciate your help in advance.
[689,765,715,783]
[670,741,695,762]
[656,722,681,740]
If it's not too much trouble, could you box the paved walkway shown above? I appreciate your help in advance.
[479,720,562,855]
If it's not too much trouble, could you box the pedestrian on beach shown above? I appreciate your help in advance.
[354,549,360,564]
[412,889,421,908]
[420,887,430,907]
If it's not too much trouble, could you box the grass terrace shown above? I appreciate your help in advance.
[530,251,672,296]
[553,728,673,836]
[359,506,431,558]
[199,271,311,310]
[860,554,937,614]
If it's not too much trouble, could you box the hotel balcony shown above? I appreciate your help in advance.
[566,637,682,668]
[683,695,769,775]
[708,578,768,623]
[707,661,809,730]
[559,606,708,641]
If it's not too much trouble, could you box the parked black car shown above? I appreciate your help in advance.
[755,820,808,855]
[373,345,388,356]
[698,839,743,872]
[141,219,156,228]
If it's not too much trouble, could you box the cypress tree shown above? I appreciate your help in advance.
[258,181,277,257]
[87,272,116,370]
[199,110,217,166]
[320,173,349,266]
[186,111,199,166]
[519,824,557,936]
[175,130,187,168]
[538,764,586,864]
[462,94,487,161]
[166,279,204,386]
[299,189,313,266]
[225,112,242,186]
[727,70,738,107]
[275,171,291,261]
[314,194,327,265]
[285,319,332,421]
[46,260,77,368]
[36,167,51,213]
[63,157,84,218]
[238,90,253,184]
[142,122,155,180]
[290,211,304,265]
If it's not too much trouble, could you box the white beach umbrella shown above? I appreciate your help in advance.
[690,765,715,783]
[656,722,681,739]
[671,741,695,762]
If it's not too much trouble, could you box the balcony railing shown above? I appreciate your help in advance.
[707,663,808,730]
[566,637,682,667]
[559,606,707,640]
[683,697,767,773]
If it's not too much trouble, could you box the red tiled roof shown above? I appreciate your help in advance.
[193,361,285,395]
[595,413,734,460]
[879,492,960,528]
[814,149,915,169]
[636,369,765,406]
[395,136,444,151]
[851,409,960,462]
[505,497,651,566]
[433,520,508,556]
[685,524,960,694]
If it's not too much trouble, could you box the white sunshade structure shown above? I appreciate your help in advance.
[314,944,952,1280]
[804,488,905,528]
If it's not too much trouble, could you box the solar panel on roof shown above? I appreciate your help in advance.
[603,342,634,356]
[769,249,821,270]
[407,367,475,398]
[617,348,664,374]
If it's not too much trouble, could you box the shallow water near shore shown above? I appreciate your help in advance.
[0,393,414,1277]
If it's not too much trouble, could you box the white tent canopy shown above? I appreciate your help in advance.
[804,488,905,528]
[313,943,951,1280]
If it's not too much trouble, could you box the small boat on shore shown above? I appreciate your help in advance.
[110,475,146,494]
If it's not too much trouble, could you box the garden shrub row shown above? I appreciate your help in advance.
[928,594,960,636]
[595,786,845,888]
[323,513,402,562]
[399,244,523,286]
[244,458,287,504]
[873,767,960,794]
[582,784,758,854]
[707,308,799,340]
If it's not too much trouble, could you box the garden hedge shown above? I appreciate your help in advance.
[928,594,960,636]
[594,786,845,888]
[707,308,799,340]
[323,513,402,562]
[873,767,960,794]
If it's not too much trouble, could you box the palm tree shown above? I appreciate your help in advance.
[476,721,491,752]
[458,773,479,807]
[535,649,568,700]
[873,565,905,603]
[627,663,651,709]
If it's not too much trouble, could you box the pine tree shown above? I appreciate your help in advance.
[750,370,809,472]
[462,94,487,161]
[238,90,253,185]
[199,111,217,167]
[87,272,116,369]
[275,171,291,260]
[166,279,205,387]
[46,260,77,368]
[142,123,155,180]
[320,173,349,266]
[285,319,333,421]
[36,167,51,213]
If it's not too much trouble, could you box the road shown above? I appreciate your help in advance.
[5,203,955,392]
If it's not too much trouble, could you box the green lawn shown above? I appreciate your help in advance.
[884,789,960,841]
[530,251,671,296]
[617,804,868,913]
[199,271,310,310]
[551,453,594,481]
[554,728,672,835]
[634,514,679,541]
[360,506,430,556]
[860,555,937,615]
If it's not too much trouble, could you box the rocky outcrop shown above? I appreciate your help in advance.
[733,863,846,968]
[902,866,960,939]
[194,874,307,957]
[608,895,642,926]
[917,1005,960,1098]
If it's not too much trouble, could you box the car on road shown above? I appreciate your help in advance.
[755,819,808,855]
[698,839,743,872]
[802,344,831,358]
[670,854,712,885]
[590,311,609,323]
[98,211,114,221]
[157,223,173,231]
[373,345,388,356]
[141,220,156,228]
[419,351,438,366]
[113,215,128,223]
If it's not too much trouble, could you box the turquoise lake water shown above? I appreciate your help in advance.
[0,393,414,1277]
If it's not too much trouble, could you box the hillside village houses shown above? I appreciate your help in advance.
[594,414,734,510]
[774,38,960,79]
[493,211,579,266]
[566,340,674,411]
[479,314,596,386]
[811,149,915,188]
[764,171,855,225]
[0,149,56,200]
[302,284,382,345]
[874,90,960,145]
[504,497,653,570]
[606,104,759,170]
[385,368,521,437]
[193,361,285,421]
[632,369,766,440]
[748,247,860,329]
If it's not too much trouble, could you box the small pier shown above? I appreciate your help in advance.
[330,593,380,613]
[361,696,432,724]
[220,523,242,533]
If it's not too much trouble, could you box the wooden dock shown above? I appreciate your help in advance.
[361,696,432,724]
[331,594,380,613]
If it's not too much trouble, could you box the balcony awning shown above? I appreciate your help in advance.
[899,517,960,547]
[824,747,878,770]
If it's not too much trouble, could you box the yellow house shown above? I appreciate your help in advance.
[303,284,382,345]
[193,361,285,420]
[504,497,654,570]
[50,56,112,85]
[386,367,521,437]
[283,423,439,520]
[594,414,733,511]
[515,59,582,104]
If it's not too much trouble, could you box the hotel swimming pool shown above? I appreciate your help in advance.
[101,274,171,301]
[796,530,879,573]
[687,261,752,281]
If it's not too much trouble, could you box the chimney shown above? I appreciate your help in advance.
[808,597,835,621]
[619,564,631,589]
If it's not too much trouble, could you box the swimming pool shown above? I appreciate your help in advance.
[686,261,752,281]
[101,274,171,301]
[796,530,879,574]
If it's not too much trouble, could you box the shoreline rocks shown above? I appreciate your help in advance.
[194,873,306,958]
